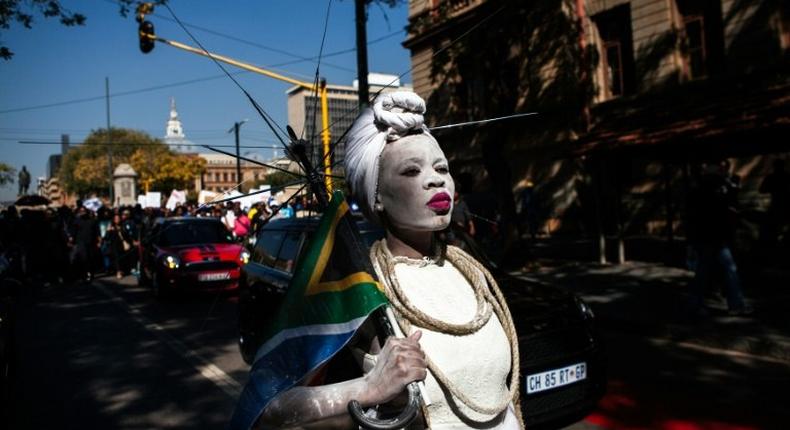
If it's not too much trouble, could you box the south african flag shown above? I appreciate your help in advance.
[229,190,388,430]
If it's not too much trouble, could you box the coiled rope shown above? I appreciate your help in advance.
[370,240,521,418]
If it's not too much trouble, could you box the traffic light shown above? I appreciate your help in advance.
[136,3,155,54]
[139,20,155,53]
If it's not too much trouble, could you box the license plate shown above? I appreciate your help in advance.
[526,362,586,394]
[198,272,231,282]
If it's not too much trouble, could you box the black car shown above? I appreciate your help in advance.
[238,216,605,429]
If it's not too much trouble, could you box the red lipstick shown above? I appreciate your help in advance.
[427,192,452,212]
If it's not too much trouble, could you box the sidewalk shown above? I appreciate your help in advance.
[510,249,790,363]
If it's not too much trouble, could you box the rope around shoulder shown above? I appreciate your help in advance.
[370,240,521,418]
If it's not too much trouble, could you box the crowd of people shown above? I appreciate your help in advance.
[0,194,314,285]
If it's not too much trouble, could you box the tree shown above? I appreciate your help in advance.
[253,171,295,189]
[0,0,165,60]
[129,146,205,193]
[60,127,205,198]
[0,162,15,186]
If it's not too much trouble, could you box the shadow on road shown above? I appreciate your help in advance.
[10,277,242,429]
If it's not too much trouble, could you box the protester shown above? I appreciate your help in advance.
[233,208,251,240]
[120,209,139,275]
[48,206,70,283]
[222,205,236,231]
[97,207,113,273]
[103,214,126,279]
[244,92,523,429]
[279,201,294,219]
[686,160,752,317]
[759,159,790,248]
[17,165,30,196]
[69,206,100,282]
[518,181,540,240]
[268,200,284,220]
[19,208,49,280]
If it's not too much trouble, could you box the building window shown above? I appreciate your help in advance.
[683,15,707,78]
[231,173,236,182]
[604,41,624,97]
[677,0,724,80]
[223,172,228,182]
[779,4,790,51]
[215,172,220,182]
[592,4,635,100]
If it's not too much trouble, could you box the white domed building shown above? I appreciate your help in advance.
[163,97,197,154]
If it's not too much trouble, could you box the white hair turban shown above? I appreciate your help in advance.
[344,91,437,224]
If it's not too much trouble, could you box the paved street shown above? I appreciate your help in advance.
[523,254,790,430]
[10,276,246,429]
[565,331,790,430]
[8,272,790,429]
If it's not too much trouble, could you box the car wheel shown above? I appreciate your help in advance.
[152,272,169,300]
[238,330,257,365]
[137,266,150,287]
[238,290,259,365]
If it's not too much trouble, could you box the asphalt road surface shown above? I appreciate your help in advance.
[8,275,790,429]
[10,275,246,429]
[565,330,790,430]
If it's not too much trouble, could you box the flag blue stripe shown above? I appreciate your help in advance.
[253,315,371,364]
[229,331,357,430]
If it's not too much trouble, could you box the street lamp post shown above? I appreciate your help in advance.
[229,119,248,190]
[354,0,370,109]
[106,77,114,205]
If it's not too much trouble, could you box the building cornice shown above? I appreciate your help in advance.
[402,0,489,50]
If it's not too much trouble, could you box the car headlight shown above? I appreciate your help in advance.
[575,297,594,320]
[239,250,251,265]
[163,255,180,269]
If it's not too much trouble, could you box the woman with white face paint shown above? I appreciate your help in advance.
[257,92,522,429]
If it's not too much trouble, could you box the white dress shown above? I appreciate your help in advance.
[372,255,520,430]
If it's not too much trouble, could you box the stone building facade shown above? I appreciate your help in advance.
[403,0,789,261]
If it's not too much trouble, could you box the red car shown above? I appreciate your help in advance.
[138,217,250,298]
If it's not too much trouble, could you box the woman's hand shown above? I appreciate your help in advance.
[362,330,427,406]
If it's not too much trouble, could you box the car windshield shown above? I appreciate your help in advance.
[160,221,233,246]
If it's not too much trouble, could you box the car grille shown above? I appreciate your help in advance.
[522,381,592,423]
[183,261,238,272]
[518,324,604,426]
[520,325,592,364]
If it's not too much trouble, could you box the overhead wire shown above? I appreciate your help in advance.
[13,140,285,149]
[102,0,366,74]
[162,2,292,156]
[202,145,304,178]
[28,2,511,208]
[0,22,402,115]
[307,0,333,141]
[313,3,511,170]
[0,71,246,115]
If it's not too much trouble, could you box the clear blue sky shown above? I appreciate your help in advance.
[0,0,411,202]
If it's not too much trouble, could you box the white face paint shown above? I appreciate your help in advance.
[377,134,455,232]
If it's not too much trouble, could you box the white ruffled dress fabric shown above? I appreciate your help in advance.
[377,256,520,430]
